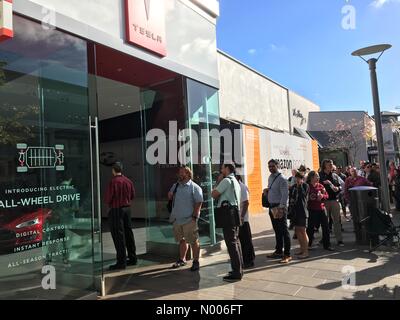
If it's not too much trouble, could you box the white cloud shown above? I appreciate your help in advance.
[370,0,400,8]
[248,49,257,55]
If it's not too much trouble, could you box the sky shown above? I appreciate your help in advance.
[216,0,400,114]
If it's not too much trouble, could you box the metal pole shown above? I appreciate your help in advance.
[368,58,390,213]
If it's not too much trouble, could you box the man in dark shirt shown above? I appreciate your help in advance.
[105,162,137,270]
[319,159,345,247]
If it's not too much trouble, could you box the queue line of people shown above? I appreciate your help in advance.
[103,159,394,283]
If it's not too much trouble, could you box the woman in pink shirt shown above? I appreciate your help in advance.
[306,171,334,251]
[344,167,373,203]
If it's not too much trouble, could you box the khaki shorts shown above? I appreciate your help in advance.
[173,220,199,245]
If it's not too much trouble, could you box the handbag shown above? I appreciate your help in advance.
[261,173,282,208]
[167,183,179,213]
[214,177,241,229]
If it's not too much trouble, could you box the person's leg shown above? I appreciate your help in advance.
[306,211,316,247]
[179,239,189,261]
[239,222,255,266]
[320,209,331,249]
[330,201,343,243]
[280,216,291,257]
[269,210,281,254]
[223,226,243,278]
[109,208,127,266]
[122,207,137,261]
[184,220,201,271]
[297,227,309,257]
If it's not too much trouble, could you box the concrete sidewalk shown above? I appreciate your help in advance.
[102,210,400,300]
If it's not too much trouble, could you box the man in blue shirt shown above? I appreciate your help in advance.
[168,167,203,271]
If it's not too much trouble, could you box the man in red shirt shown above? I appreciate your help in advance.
[105,162,137,271]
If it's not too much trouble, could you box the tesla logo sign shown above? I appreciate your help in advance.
[17,144,65,173]
[125,0,167,57]
[0,0,13,42]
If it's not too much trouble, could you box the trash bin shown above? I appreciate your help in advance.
[349,186,379,245]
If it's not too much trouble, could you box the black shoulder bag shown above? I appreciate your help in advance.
[167,183,179,213]
[262,173,281,208]
[214,178,241,229]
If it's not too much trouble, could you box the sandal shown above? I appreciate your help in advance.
[172,260,187,268]
[294,251,304,256]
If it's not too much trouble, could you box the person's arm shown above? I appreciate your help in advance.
[279,178,289,208]
[241,200,249,219]
[192,185,204,220]
[192,202,202,221]
[212,178,228,200]
[344,178,350,203]
[168,183,176,201]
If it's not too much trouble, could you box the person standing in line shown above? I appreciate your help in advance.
[306,171,334,251]
[263,159,291,264]
[368,163,381,189]
[393,169,400,210]
[344,167,373,212]
[288,169,297,232]
[319,159,345,247]
[105,162,137,271]
[288,171,309,259]
[236,175,256,269]
[168,166,203,271]
[336,166,349,221]
[212,163,243,282]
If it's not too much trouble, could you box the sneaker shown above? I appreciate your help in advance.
[172,259,187,269]
[223,274,242,282]
[338,241,345,247]
[280,256,292,264]
[109,264,126,271]
[267,252,283,259]
[190,260,200,272]
[324,246,335,251]
[127,258,138,266]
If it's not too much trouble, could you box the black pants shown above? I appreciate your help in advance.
[307,209,331,249]
[269,208,291,256]
[223,226,243,277]
[239,222,256,265]
[109,207,137,266]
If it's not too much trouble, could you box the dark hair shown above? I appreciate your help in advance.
[306,170,319,185]
[295,171,304,179]
[223,163,236,174]
[268,159,279,166]
[320,159,333,172]
[298,165,306,172]
[112,162,123,173]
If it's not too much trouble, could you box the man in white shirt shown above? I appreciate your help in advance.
[236,175,255,269]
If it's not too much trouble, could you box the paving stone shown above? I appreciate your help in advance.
[294,287,336,300]
[262,282,302,296]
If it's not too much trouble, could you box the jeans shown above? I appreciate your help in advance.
[269,206,291,256]
[307,209,331,249]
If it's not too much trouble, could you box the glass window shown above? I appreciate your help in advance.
[186,79,222,246]
[0,16,94,299]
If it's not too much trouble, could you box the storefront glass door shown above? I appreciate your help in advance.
[0,16,97,299]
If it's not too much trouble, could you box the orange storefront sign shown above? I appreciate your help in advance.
[244,126,263,214]
[312,139,320,171]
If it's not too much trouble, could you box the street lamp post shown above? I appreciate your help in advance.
[352,44,392,213]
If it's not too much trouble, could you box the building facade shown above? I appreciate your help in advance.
[0,0,221,299]
[217,50,320,215]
